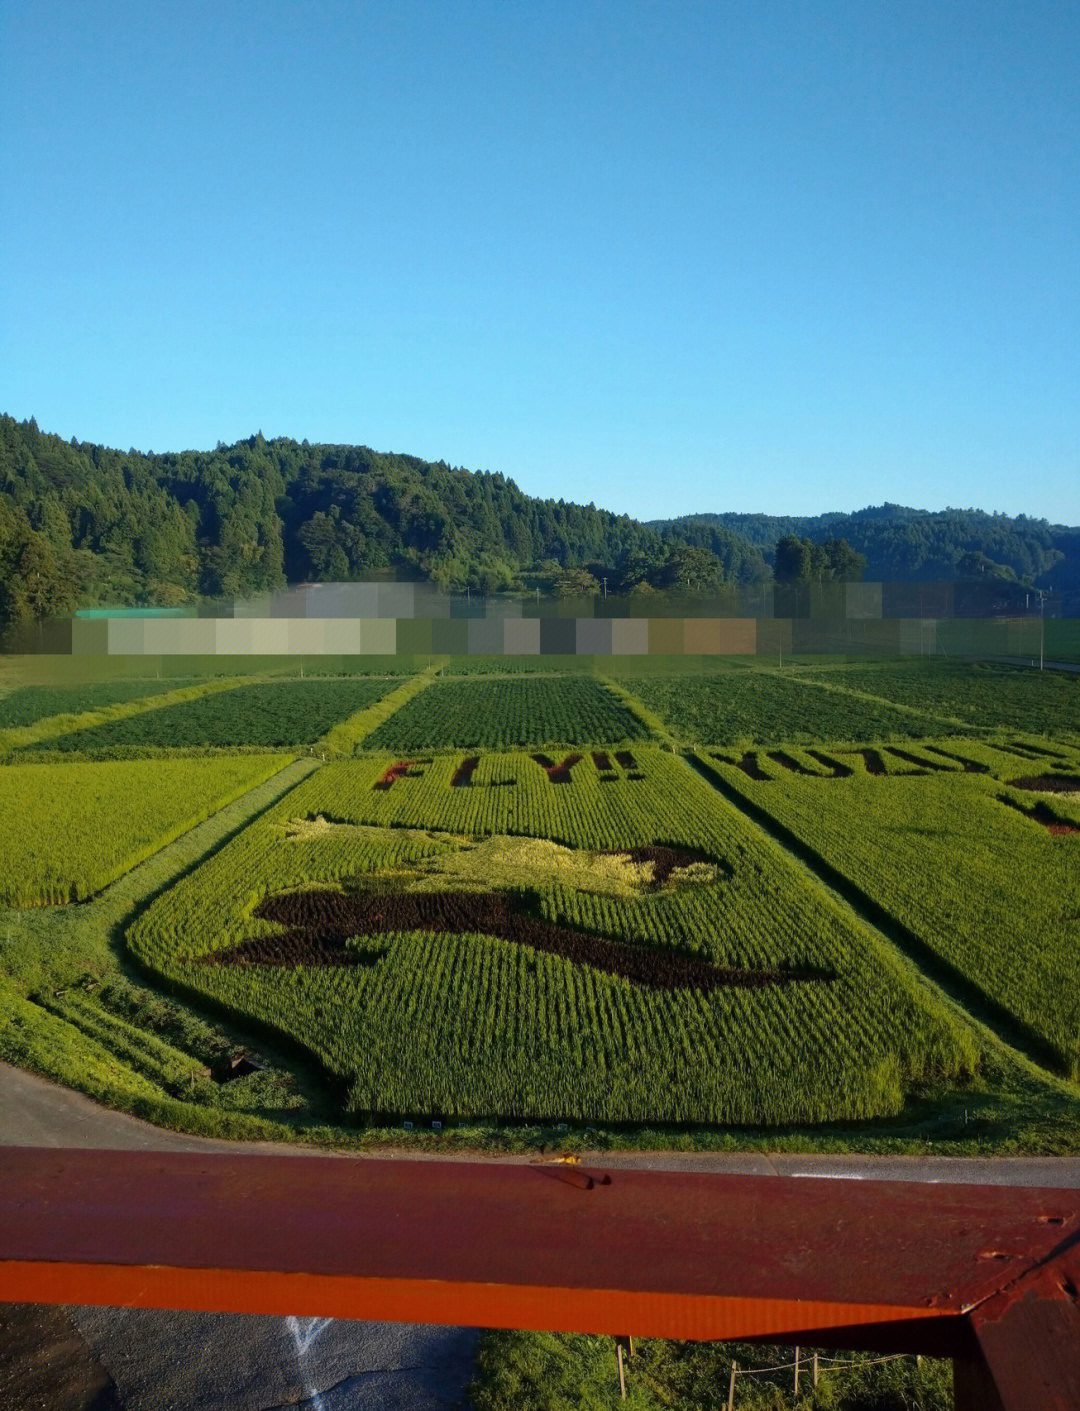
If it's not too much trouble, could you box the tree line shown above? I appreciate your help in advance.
[6,414,1069,627]
[656,504,1078,592]
[0,416,773,625]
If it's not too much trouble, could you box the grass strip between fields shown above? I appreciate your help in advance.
[684,749,1074,1080]
[597,675,675,747]
[0,674,256,755]
[768,667,992,734]
[6,658,1080,1155]
[320,660,446,755]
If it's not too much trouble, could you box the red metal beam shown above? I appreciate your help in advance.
[2,1149,1078,1404]
[954,1226,1080,1411]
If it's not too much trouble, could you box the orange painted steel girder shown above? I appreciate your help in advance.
[1,1148,1078,1409]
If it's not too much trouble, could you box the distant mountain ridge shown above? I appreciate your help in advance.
[0,414,766,625]
[652,505,1078,595]
[1,413,1075,627]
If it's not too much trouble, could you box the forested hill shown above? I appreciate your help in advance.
[654,506,1079,595]
[0,415,767,624]
[3,414,1073,627]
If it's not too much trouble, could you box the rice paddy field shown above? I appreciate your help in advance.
[3,653,1080,1151]
[700,737,1080,1077]
[363,675,650,750]
[0,678,188,728]
[616,669,952,745]
[0,754,293,905]
[36,677,399,751]
[801,658,1080,738]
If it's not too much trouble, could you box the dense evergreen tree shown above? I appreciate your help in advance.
[0,416,768,624]
[774,535,866,584]
[657,505,1078,592]
[3,414,1074,626]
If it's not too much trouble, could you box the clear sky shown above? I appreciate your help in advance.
[2,0,1077,523]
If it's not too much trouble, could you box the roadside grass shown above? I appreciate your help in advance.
[466,1331,952,1411]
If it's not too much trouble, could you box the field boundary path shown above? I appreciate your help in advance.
[683,751,1075,1085]
[758,666,980,735]
[0,756,322,1116]
[36,754,317,930]
[596,674,675,746]
[322,661,445,755]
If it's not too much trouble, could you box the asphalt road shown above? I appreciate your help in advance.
[5,1060,1080,1410]
[5,1059,1080,1184]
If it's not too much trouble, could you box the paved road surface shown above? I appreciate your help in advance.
[5,1060,1080,1410]
[5,1059,1080,1185]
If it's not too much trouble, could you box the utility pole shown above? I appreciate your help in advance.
[1035,589,1047,671]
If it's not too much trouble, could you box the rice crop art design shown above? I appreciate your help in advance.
[129,748,976,1126]
[212,890,820,991]
[204,829,821,992]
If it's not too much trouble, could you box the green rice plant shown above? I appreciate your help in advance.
[0,679,191,729]
[598,676,675,746]
[801,659,1080,739]
[0,754,293,905]
[0,758,323,1125]
[321,661,445,755]
[128,747,974,1126]
[0,675,252,755]
[617,670,950,747]
[38,679,398,752]
[364,677,653,751]
[705,737,1080,1077]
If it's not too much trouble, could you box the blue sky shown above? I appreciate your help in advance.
[2,0,1077,522]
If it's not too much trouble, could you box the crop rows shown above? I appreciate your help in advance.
[802,660,1080,738]
[0,679,187,729]
[40,679,398,752]
[706,739,1080,1076]
[209,885,810,991]
[364,676,652,750]
[128,748,974,1126]
[618,670,950,746]
[0,754,293,906]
